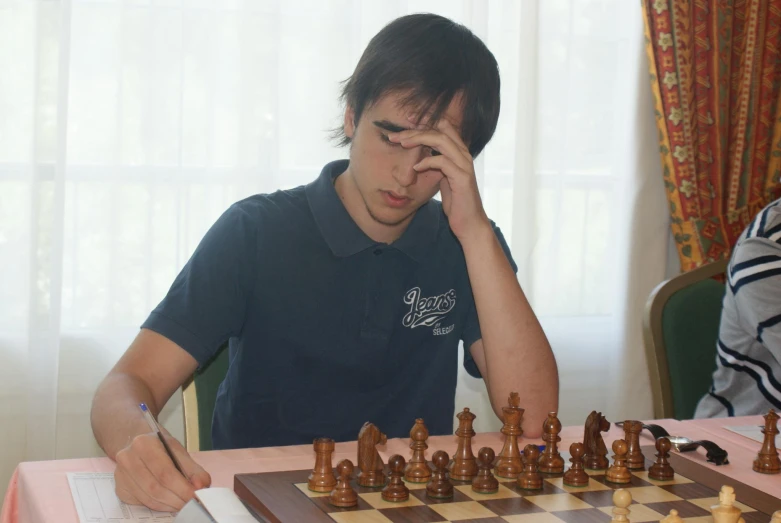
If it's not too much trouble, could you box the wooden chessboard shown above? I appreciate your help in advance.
[234,446,780,522]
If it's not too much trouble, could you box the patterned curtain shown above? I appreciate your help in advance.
[642,0,781,271]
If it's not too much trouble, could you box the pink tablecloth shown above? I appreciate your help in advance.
[1,417,778,523]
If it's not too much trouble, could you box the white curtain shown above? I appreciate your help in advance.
[0,0,669,501]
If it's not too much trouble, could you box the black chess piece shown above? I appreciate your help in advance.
[472,447,499,494]
[382,455,410,502]
[517,444,543,490]
[329,459,358,507]
[426,450,454,499]
[648,437,675,481]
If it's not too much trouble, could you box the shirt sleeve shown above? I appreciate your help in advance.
[460,221,519,378]
[730,236,781,361]
[141,201,259,366]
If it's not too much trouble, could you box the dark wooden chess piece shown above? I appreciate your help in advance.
[450,407,478,481]
[538,411,565,474]
[329,459,358,508]
[472,447,499,494]
[426,450,454,499]
[606,439,632,484]
[583,411,610,470]
[495,392,524,479]
[405,418,431,483]
[753,409,781,474]
[517,444,543,490]
[357,422,387,487]
[382,455,410,502]
[563,442,589,487]
[648,437,675,481]
[308,438,337,492]
[623,420,646,470]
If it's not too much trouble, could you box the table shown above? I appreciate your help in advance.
[2,416,779,523]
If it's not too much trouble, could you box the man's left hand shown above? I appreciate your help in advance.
[388,118,490,241]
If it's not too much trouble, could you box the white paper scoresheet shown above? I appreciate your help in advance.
[724,424,778,444]
[67,472,176,522]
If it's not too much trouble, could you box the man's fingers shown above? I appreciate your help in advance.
[116,443,189,511]
[114,459,183,512]
[140,449,197,504]
[190,471,212,490]
[114,472,143,506]
[413,154,469,184]
[164,433,212,490]
[406,115,471,157]
[391,130,472,172]
[434,118,472,157]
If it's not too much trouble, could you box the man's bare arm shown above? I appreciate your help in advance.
[463,227,559,439]
[91,328,211,511]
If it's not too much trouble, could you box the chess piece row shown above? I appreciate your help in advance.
[451,393,673,483]
[309,444,499,506]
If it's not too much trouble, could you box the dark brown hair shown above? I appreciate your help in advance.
[335,13,501,158]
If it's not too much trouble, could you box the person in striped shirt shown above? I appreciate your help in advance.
[695,198,781,418]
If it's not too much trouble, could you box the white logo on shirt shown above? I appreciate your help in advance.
[402,287,456,329]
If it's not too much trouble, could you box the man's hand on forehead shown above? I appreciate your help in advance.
[385,114,489,242]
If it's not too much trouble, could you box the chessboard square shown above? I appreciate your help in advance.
[524,494,594,512]
[643,500,710,518]
[686,497,757,513]
[744,511,775,523]
[591,475,652,488]
[360,492,425,509]
[356,483,390,495]
[477,497,546,517]
[507,480,567,496]
[295,482,330,498]
[597,503,665,522]
[549,507,612,523]
[427,500,500,520]
[456,484,521,500]
[679,517,711,523]
[569,490,617,508]
[308,493,375,514]
[410,488,472,504]
[377,505,449,522]
[546,477,610,493]
[625,486,682,504]
[631,471,693,485]
[447,518,507,523]
[403,479,428,491]
[502,513,568,523]
[329,509,394,523]
[657,483,718,500]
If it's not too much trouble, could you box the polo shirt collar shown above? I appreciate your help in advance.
[306,160,440,262]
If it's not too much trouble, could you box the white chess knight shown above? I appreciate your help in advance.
[710,486,745,523]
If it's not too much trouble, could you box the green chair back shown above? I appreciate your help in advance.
[182,343,229,451]
[643,259,728,419]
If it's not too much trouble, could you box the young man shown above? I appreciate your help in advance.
[695,198,781,418]
[91,13,558,512]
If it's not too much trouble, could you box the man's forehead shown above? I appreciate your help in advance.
[373,91,465,131]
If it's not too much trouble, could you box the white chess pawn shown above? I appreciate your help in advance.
[661,509,683,523]
[611,489,631,523]
[710,485,745,523]
[771,510,781,523]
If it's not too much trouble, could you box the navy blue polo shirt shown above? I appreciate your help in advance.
[142,160,517,449]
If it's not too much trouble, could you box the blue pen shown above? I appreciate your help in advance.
[139,403,186,477]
